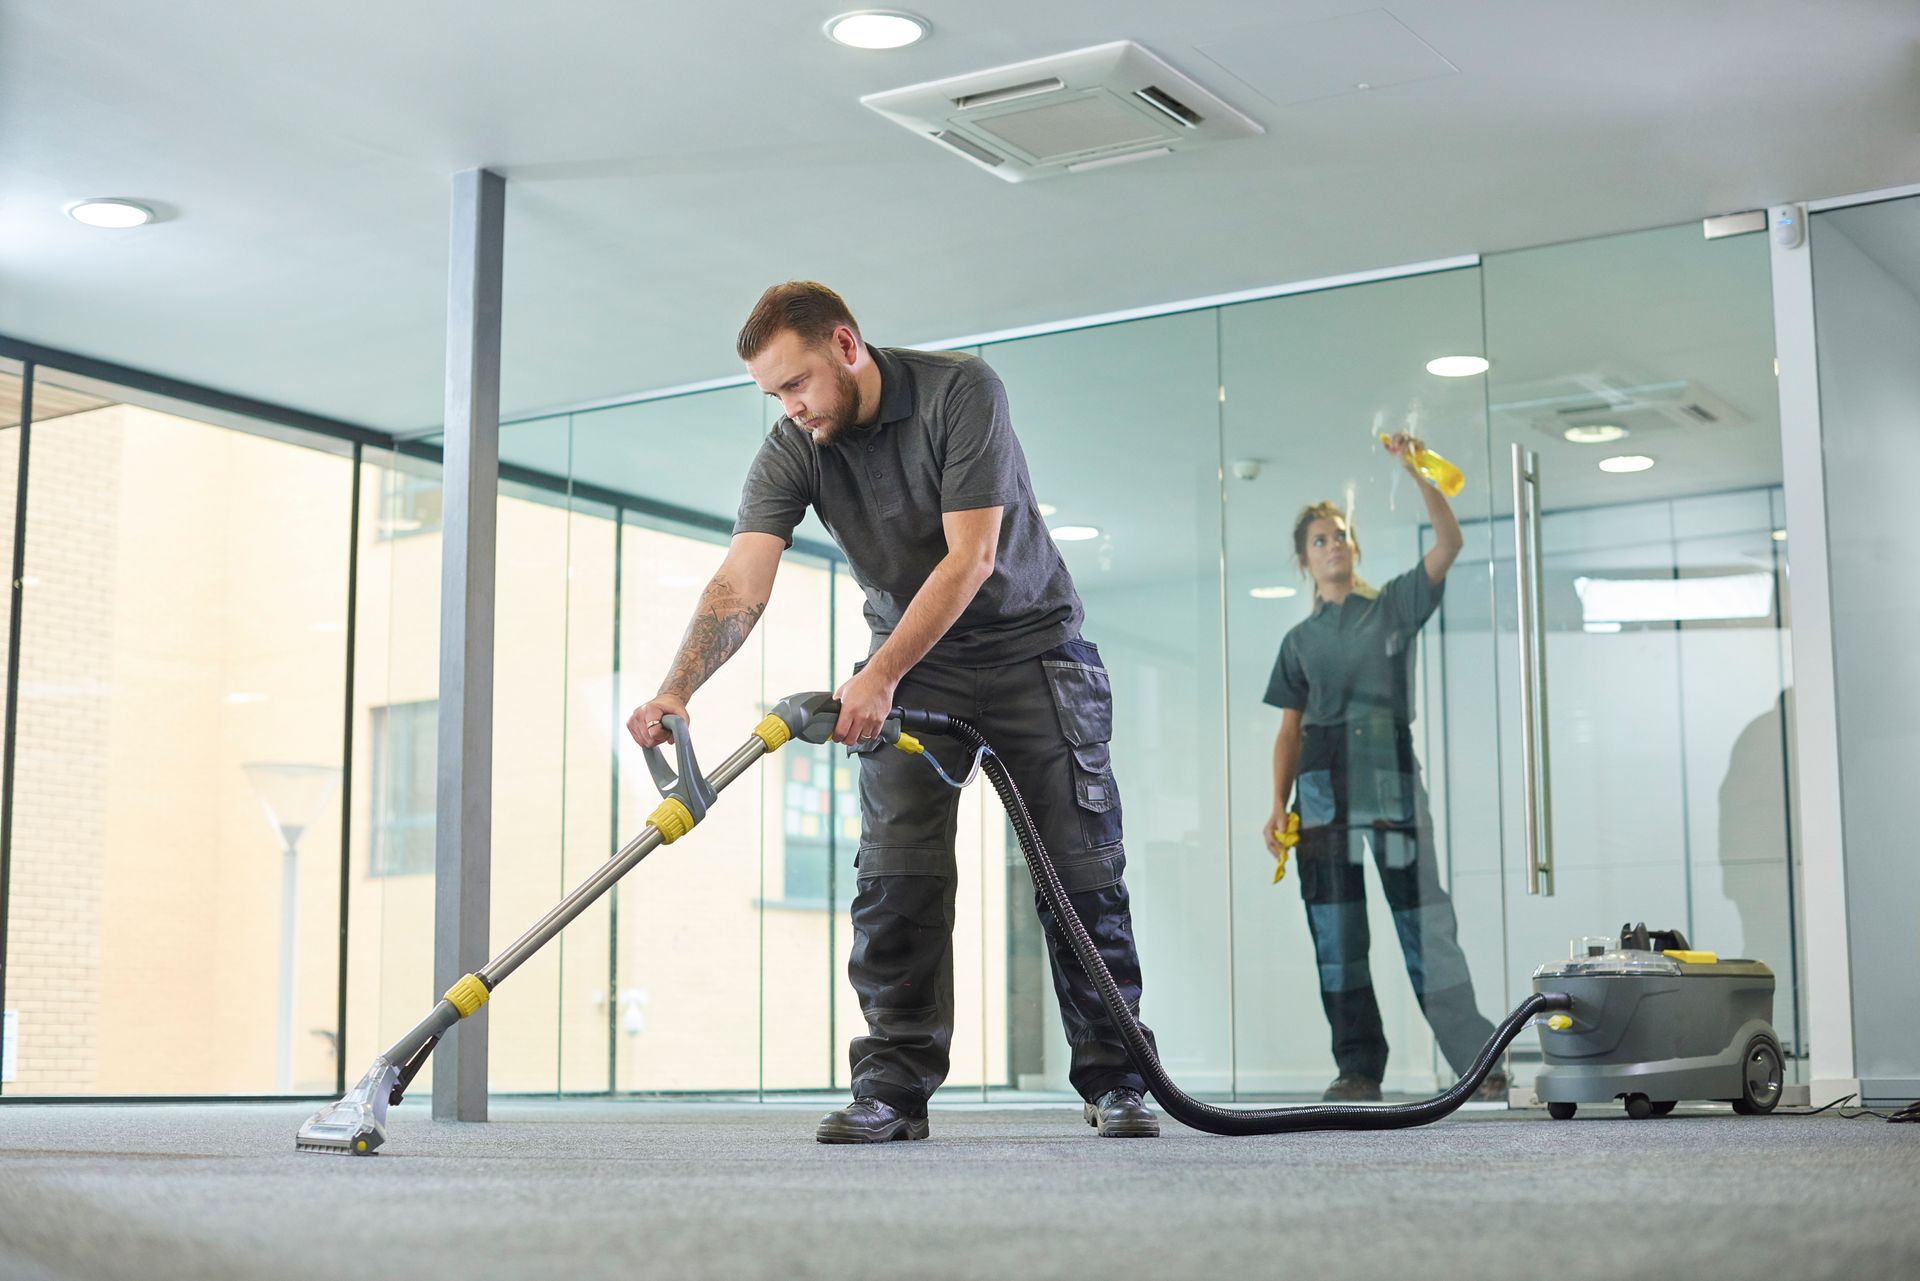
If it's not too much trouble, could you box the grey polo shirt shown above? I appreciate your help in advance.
[734,345,1083,668]
[1263,564,1443,727]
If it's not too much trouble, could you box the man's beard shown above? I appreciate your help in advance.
[803,364,863,446]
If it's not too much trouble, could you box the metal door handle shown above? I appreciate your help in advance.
[1511,444,1555,896]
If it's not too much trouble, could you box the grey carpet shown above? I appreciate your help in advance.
[1,1100,1915,1281]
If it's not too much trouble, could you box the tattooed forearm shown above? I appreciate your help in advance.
[658,573,767,701]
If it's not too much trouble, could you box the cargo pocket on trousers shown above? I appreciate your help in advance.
[1042,657,1124,850]
[1041,658,1113,747]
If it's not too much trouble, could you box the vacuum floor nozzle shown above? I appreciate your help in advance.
[295,1059,401,1156]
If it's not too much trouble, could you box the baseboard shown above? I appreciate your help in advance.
[1811,1076,1862,1107]
[1858,1077,1920,1105]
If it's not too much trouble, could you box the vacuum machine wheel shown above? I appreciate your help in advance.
[1731,1036,1784,1115]
[1647,1100,1677,1117]
[1624,1094,1654,1120]
[1546,1101,1577,1121]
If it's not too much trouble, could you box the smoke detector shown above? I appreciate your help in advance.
[862,41,1263,182]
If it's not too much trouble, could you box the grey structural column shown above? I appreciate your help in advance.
[434,167,505,1122]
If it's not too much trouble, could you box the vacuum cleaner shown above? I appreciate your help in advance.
[1530,924,1784,1120]
[297,693,1576,1154]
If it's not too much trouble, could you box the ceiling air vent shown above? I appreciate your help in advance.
[931,131,1004,169]
[862,41,1262,183]
[1493,373,1750,442]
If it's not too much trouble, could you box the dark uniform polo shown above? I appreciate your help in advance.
[734,344,1082,667]
[729,343,1155,1117]
[1263,564,1442,831]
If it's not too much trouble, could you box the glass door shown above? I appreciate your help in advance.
[1221,268,1510,1099]
[1482,222,1801,1068]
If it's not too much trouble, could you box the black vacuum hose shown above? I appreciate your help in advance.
[935,715,1571,1135]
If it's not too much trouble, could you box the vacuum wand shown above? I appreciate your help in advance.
[295,701,821,1155]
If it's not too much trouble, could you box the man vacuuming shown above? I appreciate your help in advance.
[627,282,1160,1143]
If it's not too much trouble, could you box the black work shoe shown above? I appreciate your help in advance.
[1321,1073,1384,1102]
[815,1098,930,1144]
[1083,1087,1160,1138]
[1472,1070,1510,1104]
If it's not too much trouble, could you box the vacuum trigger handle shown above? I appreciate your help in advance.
[642,714,716,822]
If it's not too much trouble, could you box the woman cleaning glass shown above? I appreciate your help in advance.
[1263,432,1504,1103]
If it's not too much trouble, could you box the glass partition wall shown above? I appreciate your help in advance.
[1809,193,1920,1094]
[2,368,354,1096]
[1220,269,1505,1096]
[0,212,1805,1101]
[1480,224,1799,1058]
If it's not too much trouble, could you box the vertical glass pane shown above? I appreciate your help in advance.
[1673,490,1794,1019]
[579,385,769,1094]
[556,488,618,1095]
[1483,223,1797,1054]
[0,361,18,739]
[758,550,838,1094]
[348,446,441,1098]
[5,371,351,1095]
[613,518,758,1091]
[0,360,19,1091]
[828,566,871,1092]
[987,313,1229,1099]
[478,465,621,1095]
[1810,194,1920,1085]
[1221,270,1505,1098]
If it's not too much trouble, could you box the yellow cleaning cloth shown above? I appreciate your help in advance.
[1271,812,1300,882]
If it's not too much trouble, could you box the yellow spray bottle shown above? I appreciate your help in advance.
[1380,433,1467,497]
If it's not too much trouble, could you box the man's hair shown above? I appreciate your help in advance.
[736,281,860,361]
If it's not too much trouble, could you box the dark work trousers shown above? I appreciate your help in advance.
[1294,723,1495,1084]
[847,637,1158,1116]
[1297,810,1489,1083]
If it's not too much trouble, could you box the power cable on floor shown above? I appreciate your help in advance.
[1775,1093,1920,1122]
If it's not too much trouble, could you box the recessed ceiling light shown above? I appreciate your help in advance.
[1037,502,1058,517]
[1249,585,1298,600]
[825,10,928,49]
[1425,355,1489,378]
[1050,525,1101,542]
[1563,424,1628,445]
[1598,454,1655,474]
[67,198,154,229]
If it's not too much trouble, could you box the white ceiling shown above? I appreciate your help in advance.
[5,1,1918,435]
